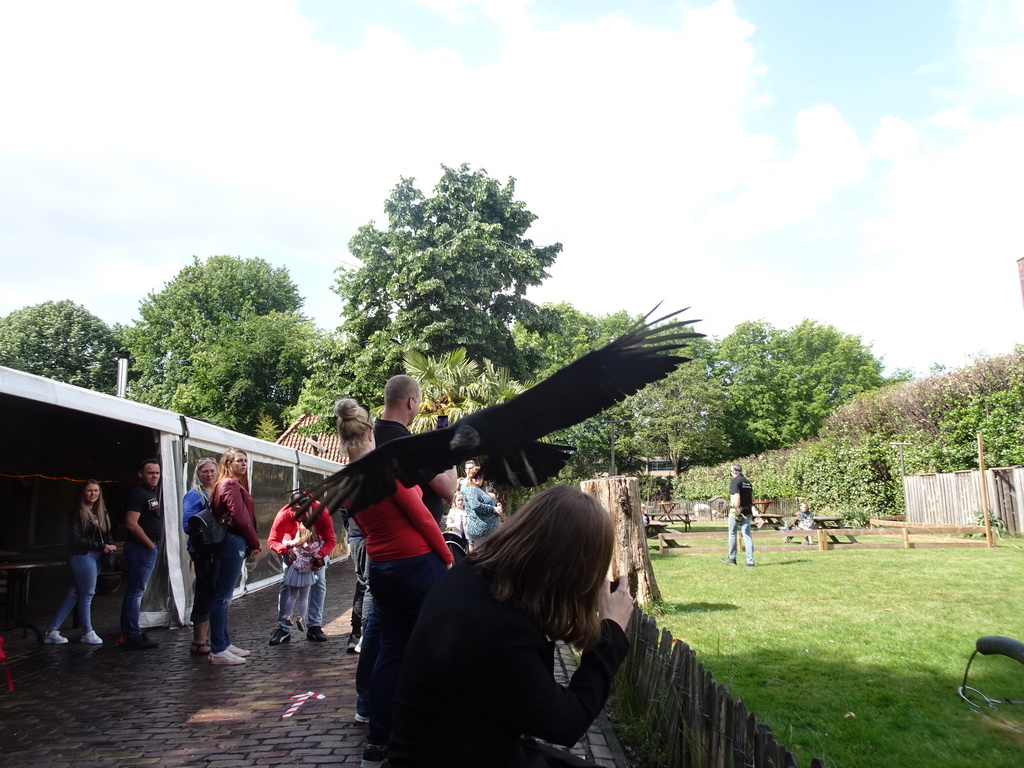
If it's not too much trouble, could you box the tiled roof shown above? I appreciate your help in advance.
[277,414,345,463]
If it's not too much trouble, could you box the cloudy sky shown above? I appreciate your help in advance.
[1,0,1022,376]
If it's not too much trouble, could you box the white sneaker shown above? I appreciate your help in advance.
[43,629,68,644]
[227,644,251,657]
[80,630,103,645]
[354,636,363,653]
[208,649,246,665]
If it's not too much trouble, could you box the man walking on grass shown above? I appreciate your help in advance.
[723,463,755,567]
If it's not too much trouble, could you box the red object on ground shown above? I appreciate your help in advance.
[0,636,13,691]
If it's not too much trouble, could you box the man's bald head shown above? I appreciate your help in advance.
[382,375,422,427]
[384,375,420,405]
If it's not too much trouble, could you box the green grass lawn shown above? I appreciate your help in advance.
[644,536,1024,768]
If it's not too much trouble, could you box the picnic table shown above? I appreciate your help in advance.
[753,513,787,529]
[0,558,67,640]
[809,516,859,544]
[751,499,774,515]
[651,502,693,530]
[645,522,670,539]
[752,513,859,544]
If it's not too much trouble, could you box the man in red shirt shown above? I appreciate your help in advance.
[267,498,336,645]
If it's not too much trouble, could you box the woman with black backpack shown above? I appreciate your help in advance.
[182,456,219,656]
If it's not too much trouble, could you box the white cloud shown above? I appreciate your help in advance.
[956,0,1024,97]
[412,0,540,31]
[1,0,1021,380]
[869,116,919,160]
[696,105,869,240]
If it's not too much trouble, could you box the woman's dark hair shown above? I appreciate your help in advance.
[472,485,613,652]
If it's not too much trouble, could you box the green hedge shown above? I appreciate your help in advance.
[673,348,1024,517]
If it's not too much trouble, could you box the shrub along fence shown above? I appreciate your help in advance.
[620,609,824,768]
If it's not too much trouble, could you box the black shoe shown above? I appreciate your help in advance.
[269,627,291,646]
[721,557,737,565]
[306,626,328,642]
[360,744,388,768]
[125,632,158,650]
[346,633,360,653]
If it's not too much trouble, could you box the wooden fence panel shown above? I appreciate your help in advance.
[903,465,1024,531]
[621,610,824,768]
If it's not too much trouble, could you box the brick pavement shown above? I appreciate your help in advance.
[1,559,628,767]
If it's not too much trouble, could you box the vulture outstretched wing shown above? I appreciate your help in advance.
[296,306,702,519]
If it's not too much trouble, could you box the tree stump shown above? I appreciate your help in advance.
[581,475,661,605]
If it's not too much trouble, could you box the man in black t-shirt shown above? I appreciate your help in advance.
[373,374,457,525]
[121,458,163,649]
[723,463,755,567]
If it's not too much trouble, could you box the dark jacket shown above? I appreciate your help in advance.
[388,559,629,768]
[67,509,114,555]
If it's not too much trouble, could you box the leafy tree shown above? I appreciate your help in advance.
[512,302,637,380]
[713,319,887,456]
[124,255,315,434]
[254,412,282,442]
[621,339,729,473]
[0,300,120,393]
[331,164,561,403]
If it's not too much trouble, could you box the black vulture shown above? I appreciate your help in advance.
[295,306,702,519]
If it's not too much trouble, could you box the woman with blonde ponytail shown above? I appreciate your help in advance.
[334,398,453,768]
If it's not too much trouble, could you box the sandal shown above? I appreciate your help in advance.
[190,641,212,656]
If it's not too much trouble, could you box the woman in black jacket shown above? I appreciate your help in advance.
[388,485,634,768]
[44,480,117,645]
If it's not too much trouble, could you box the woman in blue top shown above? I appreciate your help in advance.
[182,457,219,656]
[462,467,502,552]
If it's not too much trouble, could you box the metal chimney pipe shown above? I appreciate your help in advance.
[116,354,129,398]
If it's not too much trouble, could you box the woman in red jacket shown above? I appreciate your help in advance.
[334,398,453,768]
[209,448,261,665]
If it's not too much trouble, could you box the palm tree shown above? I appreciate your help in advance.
[402,348,526,433]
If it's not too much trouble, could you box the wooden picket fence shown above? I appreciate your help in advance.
[620,610,825,768]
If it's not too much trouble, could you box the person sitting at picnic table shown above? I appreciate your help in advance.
[783,502,815,544]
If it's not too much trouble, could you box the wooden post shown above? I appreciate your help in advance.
[581,475,661,605]
[902,526,910,549]
[977,433,995,548]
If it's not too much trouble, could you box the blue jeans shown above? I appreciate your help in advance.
[366,552,446,746]
[728,513,754,564]
[120,541,159,637]
[276,555,328,629]
[210,533,246,653]
[52,551,100,631]
[349,536,370,636]
[355,599,378,719]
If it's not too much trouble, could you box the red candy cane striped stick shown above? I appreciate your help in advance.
[282,690,325,717]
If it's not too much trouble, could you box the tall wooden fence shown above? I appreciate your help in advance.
[620,610,824,768]
[903,466,1023,535]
